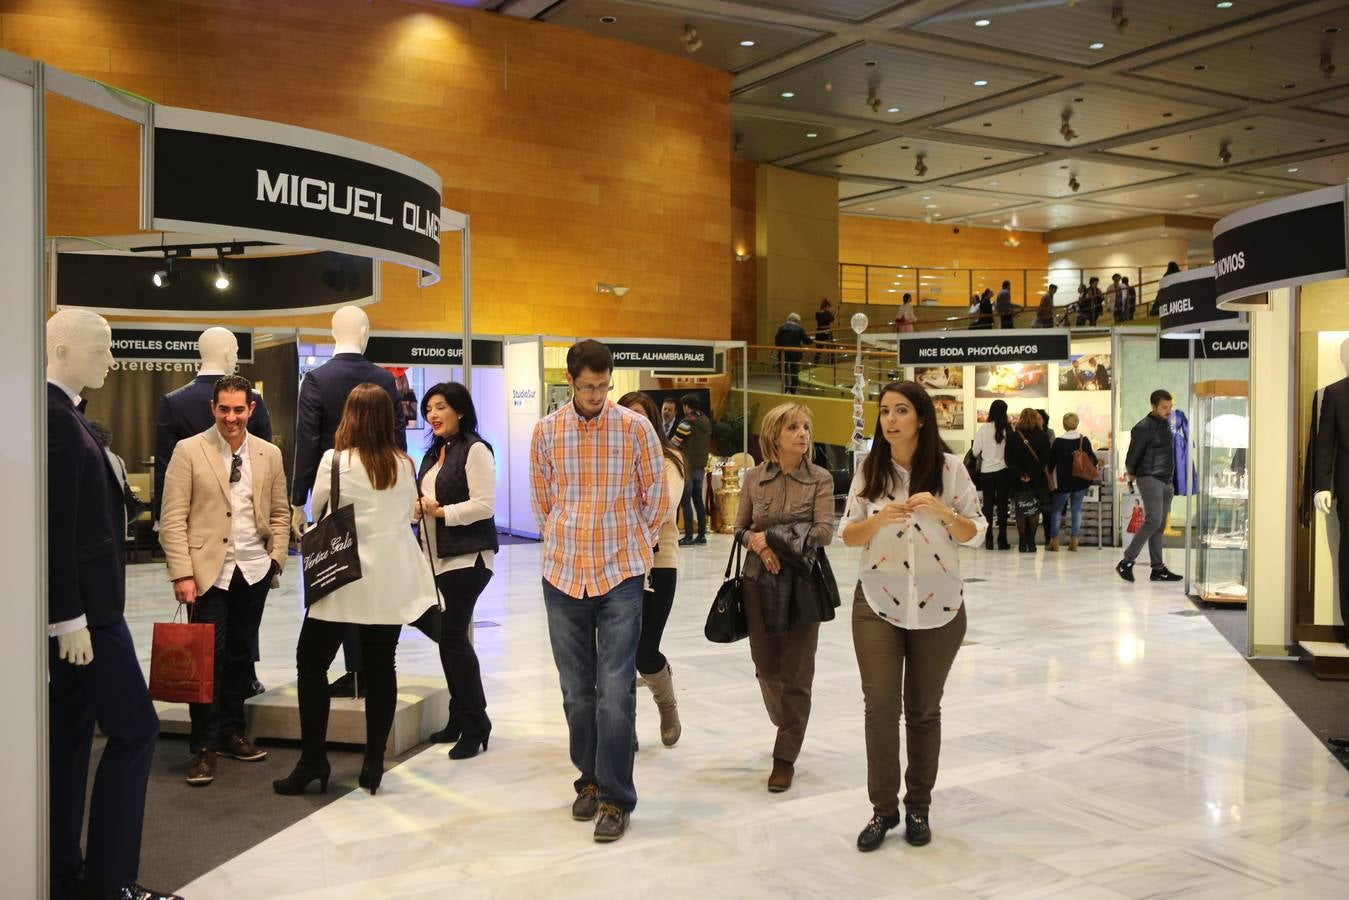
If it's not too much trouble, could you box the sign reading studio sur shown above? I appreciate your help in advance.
[148,106,444,281]
[363,334,504,368]
[898,330,1071,366]
[1213,184,1348,308]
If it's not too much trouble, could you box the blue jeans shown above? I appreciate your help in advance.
[681,468,707,539]
[1050,489,1087,537]
[543,575,644,812]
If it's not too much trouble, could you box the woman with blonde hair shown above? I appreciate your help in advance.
[274,384,438,797]
[734,402,837,793]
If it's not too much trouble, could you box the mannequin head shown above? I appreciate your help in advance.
[1340,337,1349,373]
[331,305,371,353]
[198,327,239,375]
[47,309,114,394]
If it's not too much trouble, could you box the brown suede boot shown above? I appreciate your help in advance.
[639,663,681,746]
[1068,536,1079,551]
[1047,536,1059,552]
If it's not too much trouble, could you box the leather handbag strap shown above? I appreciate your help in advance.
[723,534,743,579]
[326,451,342,517]
[1018,431,1041,464]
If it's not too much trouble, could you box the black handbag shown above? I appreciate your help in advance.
[705,537,749,643]
[301,453,363,607]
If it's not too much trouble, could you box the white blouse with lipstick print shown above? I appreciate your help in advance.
[839,453,988,630]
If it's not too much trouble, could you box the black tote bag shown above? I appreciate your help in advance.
[705,537,749,643]
[301,453,363,607]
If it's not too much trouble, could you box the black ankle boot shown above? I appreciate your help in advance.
[358,759,383,795]
[449,721,491,760]
[984,531,994,549]
[272,759,331,795]
[904,811,932,846]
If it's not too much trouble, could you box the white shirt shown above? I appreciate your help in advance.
[971,422,1008,473]
[213,431,272,589]
[839,454,987,630]
[418,441,496,575]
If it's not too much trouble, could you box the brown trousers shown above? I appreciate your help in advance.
[743,579,820,763]
[851,585,966,817]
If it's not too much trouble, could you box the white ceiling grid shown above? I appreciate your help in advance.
[512,0,1349,233]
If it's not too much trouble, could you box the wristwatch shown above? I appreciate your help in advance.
[945,508,959,527]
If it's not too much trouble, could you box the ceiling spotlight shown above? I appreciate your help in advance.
[152,258,180,288]
[914,154,928,177]
[1321,52,1336,78]
[805,132,818,138]
[1111,4,1129,34]
[1216,1,1233,7]
[973,79,988,86]
[780,91,795,98]
[1059,115,1078,142]
[599,15,617,24]
[975,18,991,27]
[887,106,900,113]
[739,39,756,47]
[214,263,231,290]
[1218,142,1232,164]
[1288,166,1300,173]
[1089,42,1105,50]
[867,86,883,113]
[681,25,703,54]
[1067,174,1081,192]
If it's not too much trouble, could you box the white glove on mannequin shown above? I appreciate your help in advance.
[1314,491,1334,515]
[57,627,94,666]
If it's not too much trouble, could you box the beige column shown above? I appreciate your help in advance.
[755,165,838,345]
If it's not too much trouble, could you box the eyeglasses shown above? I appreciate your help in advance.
[574,382,613,396]
[230,454,242,484]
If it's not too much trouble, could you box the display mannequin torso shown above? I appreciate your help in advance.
[1313,339,1349,514]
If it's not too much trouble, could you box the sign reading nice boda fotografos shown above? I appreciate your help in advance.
[149,106,444,281]
[898,330,1071,366]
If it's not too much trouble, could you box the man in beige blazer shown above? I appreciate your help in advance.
[159,375,290,787]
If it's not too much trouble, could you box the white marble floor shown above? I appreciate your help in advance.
[122,536,1349,899]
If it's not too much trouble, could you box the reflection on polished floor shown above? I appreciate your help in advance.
[122,535,1349,899]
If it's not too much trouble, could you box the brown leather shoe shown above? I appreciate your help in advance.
[768,758,794,793]
[186,750,216,786]
[219,733,267,762]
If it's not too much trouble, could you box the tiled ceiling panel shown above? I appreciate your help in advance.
[839,179,895,200]
[1088,177,1284,212]
[1312,95,1349,117]
[1247,152,1349,185]
[951,157,1178,199]
[1108,115,1349,167]
[1131,10,1349,101]
[735,0,904,20]
[731,114,867,162]
[542,0,825,73]
[734,42,1048,122]
[1190,191,1299,218]
[939,85,1226,146]
[910,0,1288,67]
[798,134,1035,182]
[839,188,1026,221]
[970,204,1131,231]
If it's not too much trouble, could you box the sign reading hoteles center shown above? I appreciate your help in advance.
[110,324,253,362]
[898,329,1071,366]
[148,106,445,283]
[1213,184,1348,309]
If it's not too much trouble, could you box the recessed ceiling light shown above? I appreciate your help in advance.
[975,19,991,27]
[1128,174,1139,180]
[1073,97,1085,103]
[992,203,1001,207]
[1184,193,1199,198]
[983,156,993,160]
[1162,112,1173,118]
[922,195,931,200]
[973,80,988,86]
[887,107,900,113]
[1256,190,1266,194]
[989,181,999,186]
[925,203,939,209]
[1216,1,1234,8]
[599,15,617,23]
[1317,137,1327,143]
[1288,166,1300,172]
[982,121,993,127]
[1089,42,1105,50]
[780,91,795,98]
[1149,146,1159,151]
[1244,125,1255,131]
[805,132,818,138]
[739,39,756,47]
[1327,27,1342,34]
[864,60,877,67]
[867,207,876,211]
[1160,232,1169,237]
[1059,165,1069,170]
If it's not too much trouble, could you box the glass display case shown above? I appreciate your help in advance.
[1192,380,1250,605]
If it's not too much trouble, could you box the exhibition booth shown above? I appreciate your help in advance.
[1212,185,1349,669]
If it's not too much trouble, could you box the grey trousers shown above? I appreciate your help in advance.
[1124,474,1173,570]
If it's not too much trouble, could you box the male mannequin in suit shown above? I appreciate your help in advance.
[46,309,179,900]
[153,327,272,523]
[291,305,405,694]
[1312,337,1349,648]
[159,375,291,787]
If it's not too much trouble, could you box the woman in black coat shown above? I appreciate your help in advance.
[1004,407,1053,552]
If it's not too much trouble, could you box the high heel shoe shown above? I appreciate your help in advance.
[272,760,330,795]
[449,729,490,760]
[358,761,383,795]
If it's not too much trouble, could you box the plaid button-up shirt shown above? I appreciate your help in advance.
[530,400,670,598]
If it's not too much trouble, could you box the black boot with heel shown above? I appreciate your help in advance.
[272,759,331,795]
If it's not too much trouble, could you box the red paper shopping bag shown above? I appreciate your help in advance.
[148,612,214,704]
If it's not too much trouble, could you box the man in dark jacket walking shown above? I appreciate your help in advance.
[995,280,1015,329]
[672,393,712,545]
[774,313,813,394]
[1118,389,1184,583]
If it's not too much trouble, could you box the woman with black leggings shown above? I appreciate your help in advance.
[414,382,498,760]
[619,392,684,747]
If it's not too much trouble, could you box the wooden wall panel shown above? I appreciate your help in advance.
[2,0,733,340]
[730,158,756,343]
[839,215,1048,273]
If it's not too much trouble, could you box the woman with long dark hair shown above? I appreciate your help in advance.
[1005,407,1054,552]
[618,391,685,747]
[414,382,499,759]
[971,399,1011,549]
[840,381,986,851]
[274,384,438,796]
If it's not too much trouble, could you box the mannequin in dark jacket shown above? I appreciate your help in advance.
[1004,408,1052,552]
[1312,338,1349,646]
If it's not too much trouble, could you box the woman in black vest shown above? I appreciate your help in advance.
[415,382,499,760]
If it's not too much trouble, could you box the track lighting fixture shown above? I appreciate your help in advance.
[866,86,883,114]
[1321,52,1336,78]
[914,154,928,177]
[1067,174,1081,193]
[152,256,180,288]
[1218,142,1233,164]
[681,25,702,54]
[1059,115,1078,142]
[214,264,230,290]
[1111,4,1129,34]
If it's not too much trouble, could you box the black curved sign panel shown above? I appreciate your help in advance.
[1213,185,1347,307]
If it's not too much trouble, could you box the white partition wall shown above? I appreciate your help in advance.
[504,337,543,537]
[0,55,44,897]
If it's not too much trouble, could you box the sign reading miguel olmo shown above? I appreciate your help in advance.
[149,107,444,282]
[1213,184,1348,308]
[603,341,717,371]
[898,330,1071,366]
[1156,266,1239,336]
[363,334,504,367]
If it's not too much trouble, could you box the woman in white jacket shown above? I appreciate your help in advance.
[274,384,438,797]
[619,392,685,747]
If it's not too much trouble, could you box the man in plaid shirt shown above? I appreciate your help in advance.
[530,339,670,843]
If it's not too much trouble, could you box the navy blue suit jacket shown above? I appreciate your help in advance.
[48,383,126,627]
[292,353,405,506]
[153,374,272,520]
